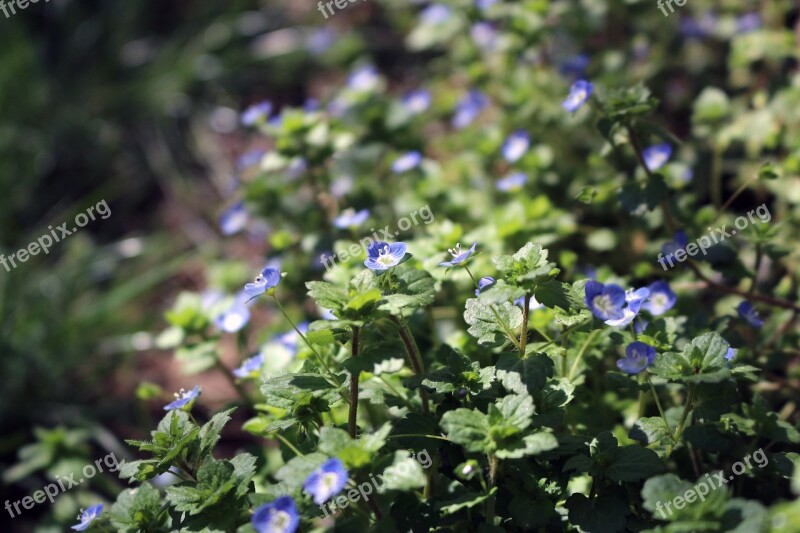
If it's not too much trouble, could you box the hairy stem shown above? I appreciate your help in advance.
[348,326,360,438]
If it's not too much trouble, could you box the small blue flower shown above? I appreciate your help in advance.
[244,267,282,299]
[642,143,673,172]
[214,299,251,333]
[220,202,248,236]
[737,13,761,33]
[558,54,590,78]
[237,149,265,170]
[252,496,300,533]
[420,4,451,25]
[680,12,718,39]
[476,0,498,10]
[333,208,370,229]
[306,28,335,54]
[475,276,496,296]
[347,66,379,92]
[402,89,431,115]
[276,322,309,352]
[364,241,407,271]
[502,130,530,163]
[471,22,497,51]
[71,504,103,531]
[605,288,649,327]
[585,281,626,321]
[644,281,676,316]
[633,317,649,335]
[233,353,264,379]
[562,80,594,112]
[286,157,308,180]
[515,294,544,311]
[662,230,689,262]
[737,301,764,328]
[452,90,487,129]
[241,101,272,126]
[440,242,477,267]
[391,151,422,173]
[164,386,201,411]
[725,347,736,362]
[303,458,349,505]
[320,308,337,320]
[496,172,527,191]
[616,342,656,375]
[304,98,321,112]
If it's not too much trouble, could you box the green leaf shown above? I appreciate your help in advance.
[440,408,492,454]
[423,346,495,395]
[379,264,436,315]
[495,353,554,396]
[379,451,427,491]
[438,488,496,515]
[261,373,341,409]
[492,242,559,289]
[464,298,522,346]
[651,332,733,383]
[110,484,165,532]
[197,408,236,460]
[565,493,628,533]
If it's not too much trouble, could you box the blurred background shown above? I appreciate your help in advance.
[1,0,798,530]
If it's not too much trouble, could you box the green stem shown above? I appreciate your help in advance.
[667,384,695,456]
[717,174,758,218]
[710,142,723,210]
[567,330,600,381]
[519,294,531,356]
[646,374,674,442]
[750,243,762,294]
[275,433,304,457]
[485,454,498,525]
[388,433,452,442]
[348,326,360,438]
[391,316,430,413]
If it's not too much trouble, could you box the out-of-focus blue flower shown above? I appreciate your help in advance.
[214,298,251,332]
[304,98,320,112]
[164,386,201,411]
[403,89,431,115]
[72,504,103,531]
[348,66,379,92]
[241,101,272,126]
[220,202,248,236]
[737,301,764,328]
[580,265,597,279]
[514,294,544,311]
[364,241,407,271]
[633,317,649,335]
[502,130,530,163]
[306,28,336,54]
[237,149,265,170]
[330,175,354,198]
[286,157,308,180]
[476,0,498,10]
[644,281,676,316]
[616,342,656,375]
[452,90,487,129]
[420,4,451,24]
[662,230,689,263]
[642,143,673,172]
[471,22,497,51]
[725,347,736,362]
[496,172,527,191]
[562,80,594,112]
[333,208,370,229]
[320,308,337,320]
[475,276,496,296]
[558,54,590,78]
[244,267,282,299]
[252,496,300,533]
[440,242,477,267]
[605,287,650,327]
[303,458,349,505]
[680,12,718,39]
[233,353,263,379]
[391,151,422,173]
[276,321,308,352]
[585,281,626,321]
[737,13,761,33]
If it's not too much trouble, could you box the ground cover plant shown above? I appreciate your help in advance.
[3,0,800,532]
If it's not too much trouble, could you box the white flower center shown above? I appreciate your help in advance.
[593,295,613,314]
[269,511,291,532]
[448,243,462,257]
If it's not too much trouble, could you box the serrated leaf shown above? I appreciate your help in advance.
[464,298,522,346]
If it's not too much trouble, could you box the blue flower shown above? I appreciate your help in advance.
[562,80,594,112]
[72,504,103,531]
[661,230,689,262]
[214,298,251,333]
[605,287,650,327]
[244,267,282,299]
[476,0,498,10]
[252,496,300,533]
[471,22,497,51]
[233,353,264,379]
[391,151,422,173]
[475,276,496,296]
[725,347,736,362]
[643,281,676,316]
[515,294,544,310]
[502,130,530,163]
[616,342,656,375]
[306,28,336,54]
[737,301,764,328]
[347,65,379,92]
[642,143,673,172]
[237,149,265,170]
[452,90,487,129]
[241,101,272,126]
[286,157,308,180]
[585,281,626,321]
[220,202,248,236]
[364,241,407,271]
[633,317,649,335]
[558,54,590,78]
[420,4,451,25]
[680,12,718,39]
[303,458,349,505]
[276,322,309,352]
[333,208,370,229]
[737,13,761,33]
[304,98,320,112]
[164,385,201,411]
[496,172,527,191]
[440,242,477,267]
[402,89,431,115]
